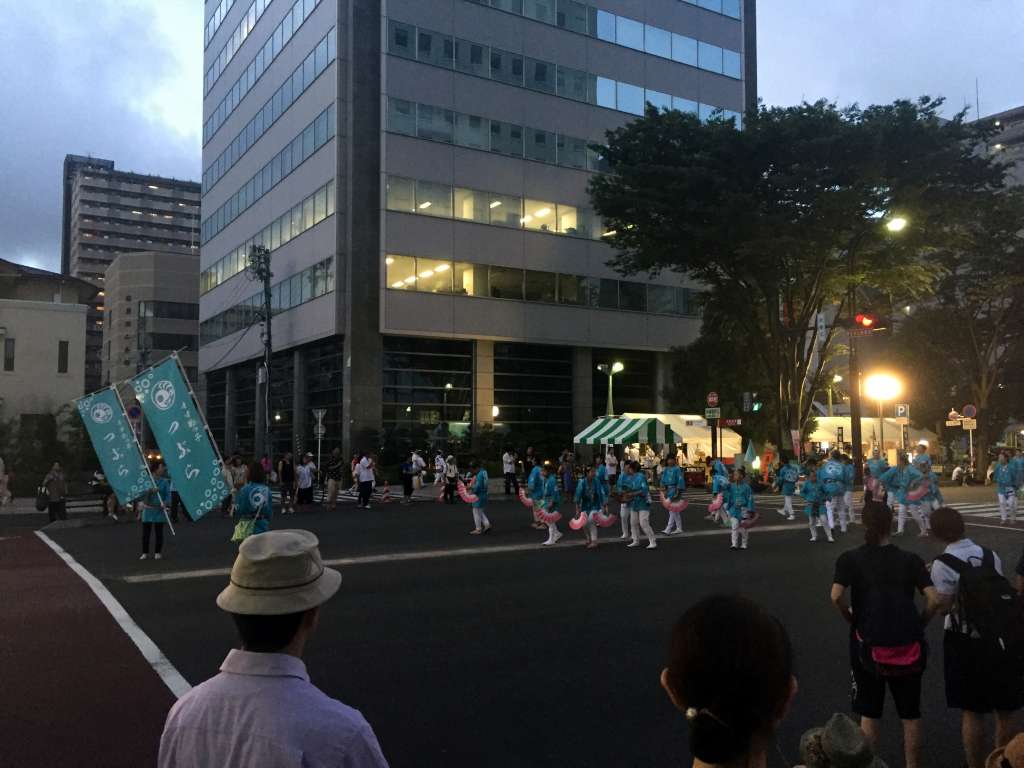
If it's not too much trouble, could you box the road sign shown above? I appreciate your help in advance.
[704,407,721,420]
[962,418,977,430]
[895,403,910,419]
[945,419,962,427]
[722,418,743,427]
[685,420,707,427]
[849,327,874,337]
[706,391,719,407]
[962,404,977,419]
[837,426,844,444]
[742,392,752,412]
[127,401,142,421]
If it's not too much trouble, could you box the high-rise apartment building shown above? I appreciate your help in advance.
[199,0,756,457]
[61,154,201,393]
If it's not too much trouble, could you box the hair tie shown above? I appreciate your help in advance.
[685,707,729,729]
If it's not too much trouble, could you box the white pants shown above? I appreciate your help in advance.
[782,495,794,519]
[897,503,926,534]
[545,521,561,543]
[826,498,847,533]
[472,507,490,530]
[664,510,683,533]
[999,492,1018,522]
[620,503,632,537]
[808,514,833,542]
[844,491,854,521]
[631,509,656,546]
[585,511,600,543]
[823,499,837,531]
[730,517,749,548]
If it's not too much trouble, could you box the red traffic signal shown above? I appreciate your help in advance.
[855,313,876,328]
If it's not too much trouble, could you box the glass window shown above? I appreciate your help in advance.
[722,0,741,18]
[646,90,672,112]
[303,267,316,303]
[698,0,722,11]
[671,33,698,66]
[314,187,327,222]
[289,273,304,306]
[453,261,486,296]
[326,180,336,216]
[525,128,557,164]
[416,258,453,293]
[555,204,579,235]
[616,16,644,50]
[699,102,716,122]
[57,340,69,373]
[522,199,556,231]
[386,254,417,290]
[619,282,646,312]
[389,20,415,57]
[489,120,523,157]
[595,77,616,109]
[587,146,609,172]
[675,287,694,316]
[417,29,454,68]
[723,110,742,128]
[486,192,523,227]
[723,49,742,79]
[597,279,618,309]
[417,105,454,143]
[698,41,723,73]
[488,266,524,300]
[490,0,523,11]
[303,195,314,229]
[312,262,327,297]
[523,0,556,24]
[595,10,615,42]
[525,58,555,93]
[557,274,586,305]
[453,187,488,223]
[557,134,587,169]
[490,48,524,86]
[386,176,416,212]
[647,284,675,314]
[673,96,699,114]
[415,180,453,217]
[388,98,416,136]
[455,113,488,150]
[617,82,645,115]
[455,39,488,77]
[524,270,556,302]
[557,66,591,103]
[556,0,589,34]
[644,25,671,57]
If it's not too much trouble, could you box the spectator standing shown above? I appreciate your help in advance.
[433,451,446,487]
[400,455,415,505]
[259,454,272,477]
[222,455,247,518]
[524,446,536,473]
[356,453,376,509]
[443,455,458,504]
[560,453,577,498]
[233,462,272,536]
[502,447,518,496]
[157,530,389,768]
[410,450,426,490]
[42,462,67,523]
[140,462,170,560]
[295,453,316,510]
[324,448,345,511]
[994,452,1018,525]
[931,506,1023,768]
[605,449,618,486]
[277,452,296,515]
[831,503,938,768]
[660,595,796,768]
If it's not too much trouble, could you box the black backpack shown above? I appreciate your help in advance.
[938,548,1024,657]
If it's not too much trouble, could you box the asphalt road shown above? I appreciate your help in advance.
[30,486,1024,767]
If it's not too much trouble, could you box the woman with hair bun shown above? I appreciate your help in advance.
[661,594,797,767]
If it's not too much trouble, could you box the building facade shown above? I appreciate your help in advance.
[0,258,96,421]
[982,105,1024,187]
[199,0,757,457]
[100,251,200,387]
[61,155,201,394]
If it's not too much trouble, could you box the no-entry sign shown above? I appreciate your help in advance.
[707,391,719,407]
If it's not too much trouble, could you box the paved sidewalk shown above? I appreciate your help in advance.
[0,531,176,767]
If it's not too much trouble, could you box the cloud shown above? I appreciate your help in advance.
[0,0,201,272]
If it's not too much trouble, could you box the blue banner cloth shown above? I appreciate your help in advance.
[131,357,228,521]
[76,389,155,507]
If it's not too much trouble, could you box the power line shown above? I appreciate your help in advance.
[206,321,258,371]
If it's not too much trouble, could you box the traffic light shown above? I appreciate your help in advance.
[854,313,877,329]
[751,392,763,412]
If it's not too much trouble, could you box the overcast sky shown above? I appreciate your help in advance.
[1,1,1020,272]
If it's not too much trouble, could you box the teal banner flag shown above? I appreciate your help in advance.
[131,356,228,521]
[76,388,155,507]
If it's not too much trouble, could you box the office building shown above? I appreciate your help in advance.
[61,154,201,393]
[199,0,757,457]
[981,105,1024,186]
[101,251,200,387]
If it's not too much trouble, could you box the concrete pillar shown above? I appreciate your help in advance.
[572,347,593,433]
[474,340,495,426]
[291,348,306,457]
[224,366,237,455]
[654,352,673,412]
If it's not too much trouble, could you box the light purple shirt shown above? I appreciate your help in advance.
[158,649,389,768]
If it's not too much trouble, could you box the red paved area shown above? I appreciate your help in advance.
[0,532,176,767]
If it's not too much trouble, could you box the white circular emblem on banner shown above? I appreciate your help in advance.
[91,403,114,424]
[152,380,177,411]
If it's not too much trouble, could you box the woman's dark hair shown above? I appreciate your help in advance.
[247,461,265,484]
[931,506,965,543]
[862,500,893,545]
[232,611,306,652]
[666,595,793,764]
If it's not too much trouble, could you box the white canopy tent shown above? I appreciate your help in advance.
[808,416,938,454]
[623,413,742,460]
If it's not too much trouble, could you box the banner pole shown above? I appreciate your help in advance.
[169,351,228,470]
[113,384,175,536]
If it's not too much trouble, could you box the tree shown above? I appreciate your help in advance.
[589,98,1010,454]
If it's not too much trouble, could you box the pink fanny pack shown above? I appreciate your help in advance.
[871,642,921,666]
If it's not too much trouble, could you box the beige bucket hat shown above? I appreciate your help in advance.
[987,734,1024,768]
[217,530,341,616]
[800,713,887,768]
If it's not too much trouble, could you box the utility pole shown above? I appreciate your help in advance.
[248,245,273,459]
[848,247,864,484]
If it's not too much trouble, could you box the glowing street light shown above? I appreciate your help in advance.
[885,216,908,233]
[597,361,626,416]
[864,372,903,451]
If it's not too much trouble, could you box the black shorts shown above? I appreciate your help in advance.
[297,487,314,505]
[944,631,1023,713]
[280,484,294,500]
[849,635,923,720]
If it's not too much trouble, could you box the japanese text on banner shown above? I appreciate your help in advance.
[76,389,155,507]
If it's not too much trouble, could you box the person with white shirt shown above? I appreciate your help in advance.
[604,449,618,486]
[356,453,376,509]
[433,451,446,486]
[502,448,518,496]
[929,506,1022,768]
[295,453,317,510]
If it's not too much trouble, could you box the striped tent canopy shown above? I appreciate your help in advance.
[574,416,679,446]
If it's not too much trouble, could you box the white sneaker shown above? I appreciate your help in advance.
[139,553,148,560]
[543,539,554,546]
[619,533,629,540]
[740,542,748,550]
[108,512,118,521]
[646,542,657,549]
[809,536,817,542]
[627,540,640,548]
[661,528,672,535]
[552,531,563,544]
[154,553,163,560]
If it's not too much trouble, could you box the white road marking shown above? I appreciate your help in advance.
[35,530,192,699]
[124,523,808,584]
[966,522,1024,533]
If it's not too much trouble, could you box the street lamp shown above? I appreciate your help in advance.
[864,372,903,454]
[828,373,843,417]
[597,361,625,416]
[885,216,908,233]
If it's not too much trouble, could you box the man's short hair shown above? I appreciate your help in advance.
[862,500,893,545]
[930,506,965,543]
[232,611,308,653]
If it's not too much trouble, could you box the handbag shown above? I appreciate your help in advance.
[35,485,49,512]
[231,517,256,542]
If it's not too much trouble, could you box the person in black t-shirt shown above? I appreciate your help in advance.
[831,501,940,768]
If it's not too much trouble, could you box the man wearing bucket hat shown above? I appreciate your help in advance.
[158,530,389,767]
[800,713,888,768]
[988,734,1024,768]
